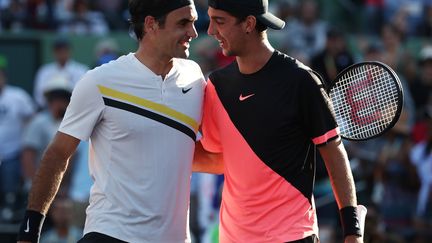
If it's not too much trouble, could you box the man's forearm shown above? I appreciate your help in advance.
[193,141,224,174]
[319,138,363,242]
[27,146,70,214]
[319,139,357,208]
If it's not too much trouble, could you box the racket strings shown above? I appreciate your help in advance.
[330,64,400,140]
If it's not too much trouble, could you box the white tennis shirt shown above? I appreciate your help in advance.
[59,53,205,242]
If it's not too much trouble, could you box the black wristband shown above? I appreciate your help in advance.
[339,206,362,238]
[17,210,45,243]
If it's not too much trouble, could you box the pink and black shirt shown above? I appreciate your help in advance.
[201,51,339,242]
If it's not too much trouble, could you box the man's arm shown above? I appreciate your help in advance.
[318,138,357,208]
[318,137,362,243]
[192,141,224,174]
[17,132,80,243]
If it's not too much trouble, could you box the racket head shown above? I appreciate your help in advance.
[327,61,404,141]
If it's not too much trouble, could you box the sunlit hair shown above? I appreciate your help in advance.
[128,0,170,40]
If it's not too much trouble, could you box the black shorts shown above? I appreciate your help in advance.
[78,232,128,243]
[286,234,318,243]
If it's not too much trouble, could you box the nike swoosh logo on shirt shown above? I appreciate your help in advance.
[24,219,30,233]
[239,93,255,101]
[182,87,192,94]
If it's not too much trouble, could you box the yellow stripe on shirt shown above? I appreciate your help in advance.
[97,85,199,132]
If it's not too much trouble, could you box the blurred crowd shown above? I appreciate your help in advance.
[0,0,432,243]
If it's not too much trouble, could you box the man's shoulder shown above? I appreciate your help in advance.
[86,55,127,76]
[208,61,238,82]
[75,54,136,90]
[272,50,320,83]
[272,50,309,71]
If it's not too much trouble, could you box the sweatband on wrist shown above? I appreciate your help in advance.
[339,206,362,238]
[17,210,45,243]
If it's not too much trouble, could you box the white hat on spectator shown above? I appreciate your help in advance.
[43,73,73,96]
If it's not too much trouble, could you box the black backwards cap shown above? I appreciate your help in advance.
[130,0,194,22]
[208,0,285,30]
[152,0,194,17]
[129,0,194,40]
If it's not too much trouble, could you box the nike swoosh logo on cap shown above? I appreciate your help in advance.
[239,93,255,101]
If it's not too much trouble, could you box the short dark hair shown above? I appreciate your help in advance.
[230,12,268,33]
[128,0,170,40]
[45,90,72,103]
[52,37,70,50]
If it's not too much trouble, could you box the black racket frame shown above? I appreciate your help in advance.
[326,61,404,141]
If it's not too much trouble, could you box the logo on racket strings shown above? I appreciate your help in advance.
[345,71,382,126]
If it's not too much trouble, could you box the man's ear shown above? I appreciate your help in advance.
[143,15,158,33]
[244,15,257,33]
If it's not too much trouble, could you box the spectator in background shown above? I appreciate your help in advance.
[372,119,419,239]
[363,0,385,35]
[26,0,57,30]
[410,46,432,120]
[412,95,432,145]
[33,37,88,108]
[267,0,298,51]
[281,0,327,64]
[362,42,385,63]
[310,27,355,88]
[383,0,424,36]
[379,23,416,131]
[380,23,405,72]
[416,1,432,37]
[54,0,75,23]
[410,105,432,223]
[92,38,120,68]
[0,0,27,32]
[58,0,109,36]
[92,0,128,30]
[0,55,35,222]
[272,0,298,25]
[39,197,82,243]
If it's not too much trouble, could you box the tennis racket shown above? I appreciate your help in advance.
[326,61,403,141]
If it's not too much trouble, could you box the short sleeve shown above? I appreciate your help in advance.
[200,80,223,153]
[59,75,104,141]
[299,70,339,146]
